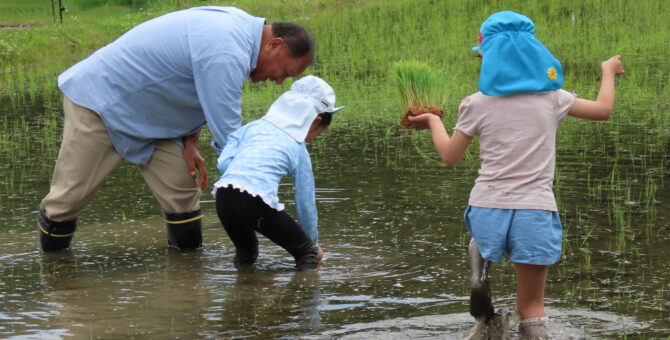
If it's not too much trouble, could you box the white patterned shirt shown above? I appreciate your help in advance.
[212,120,318,240]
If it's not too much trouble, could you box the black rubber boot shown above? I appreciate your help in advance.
[233,249,258,269]
[164,209,202,250]
[38,209,77,252]
[294,244,320,271]
[469,238,496,321]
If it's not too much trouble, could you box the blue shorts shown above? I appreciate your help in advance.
[464,206,562,265]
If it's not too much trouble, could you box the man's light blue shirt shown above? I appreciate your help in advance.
[213,120,318,241]
[58,6,264,164]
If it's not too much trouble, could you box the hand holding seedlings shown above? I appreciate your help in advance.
[392,61,447,128]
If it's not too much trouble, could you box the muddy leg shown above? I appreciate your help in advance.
[469,238,495,321]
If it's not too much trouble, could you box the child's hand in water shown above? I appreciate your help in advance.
[407,113,441,130]
[602,55,625,77]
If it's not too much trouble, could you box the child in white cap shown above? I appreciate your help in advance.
[408,11,624,338]
[212,75,344,270]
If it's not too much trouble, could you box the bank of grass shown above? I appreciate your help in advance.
[1,1,668,110]
[0,0,668,195]
[1,0,668,118]
[1,0,667,141]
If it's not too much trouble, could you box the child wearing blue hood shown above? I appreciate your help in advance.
[213,75,344,271]
[408,11,624,337]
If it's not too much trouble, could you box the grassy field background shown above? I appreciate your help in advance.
[1,0,667,204]
[2,0,667,111]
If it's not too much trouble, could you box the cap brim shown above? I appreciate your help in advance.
[328,106,345,114]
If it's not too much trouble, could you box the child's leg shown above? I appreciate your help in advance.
[514,262,547,319]
[507,209,561,336]
[515,262,549,337]
[216,186,318,270]
[464,206,511,321]
[469,238,495,320]
[215,187,260,266]
[255,212,319,270]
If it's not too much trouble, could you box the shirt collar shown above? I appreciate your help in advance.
[250,18,265,71]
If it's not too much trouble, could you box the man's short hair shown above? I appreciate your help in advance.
[271,22,314,58]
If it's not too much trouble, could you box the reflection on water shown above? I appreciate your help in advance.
[0,235,655,339]
[1,104,669,338]
[31,248,213,338]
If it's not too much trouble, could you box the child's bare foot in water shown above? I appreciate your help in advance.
[316,247,324,263]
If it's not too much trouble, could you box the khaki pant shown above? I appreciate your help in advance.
[41,97,200,222]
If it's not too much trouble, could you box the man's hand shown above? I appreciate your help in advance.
[183,130,208,190]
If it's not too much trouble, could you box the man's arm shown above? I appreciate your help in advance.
[193,60,247,152]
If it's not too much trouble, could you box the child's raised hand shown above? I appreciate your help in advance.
[601,55,625,77]
[407,113,440,130]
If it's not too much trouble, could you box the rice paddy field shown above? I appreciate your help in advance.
[1,0,669,338]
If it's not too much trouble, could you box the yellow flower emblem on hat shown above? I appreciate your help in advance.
[547,67,558,80]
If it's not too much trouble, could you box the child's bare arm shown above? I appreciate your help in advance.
[568,55,625,121]
[407,114,473,167]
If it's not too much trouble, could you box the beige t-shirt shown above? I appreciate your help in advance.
[455,90,576,211]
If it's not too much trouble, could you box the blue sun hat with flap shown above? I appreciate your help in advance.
[472,11,563,96]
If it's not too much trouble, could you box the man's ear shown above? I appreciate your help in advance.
[268,37,285,49]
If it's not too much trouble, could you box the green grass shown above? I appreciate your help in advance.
[1,0,668,117]
[0,0,146,25]
[0,0,667,157]
[1,0,667,180]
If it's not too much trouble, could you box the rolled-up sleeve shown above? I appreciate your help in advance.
[188,8,259,154]
[192,53,249,153]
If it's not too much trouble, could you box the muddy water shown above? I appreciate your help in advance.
[0,100,669,339]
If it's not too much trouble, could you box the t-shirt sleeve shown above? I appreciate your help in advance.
[555,89,577,122]
[454,95,478,137]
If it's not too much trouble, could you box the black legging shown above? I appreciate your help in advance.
[215,186,318,270]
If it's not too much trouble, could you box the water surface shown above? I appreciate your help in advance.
[1,101,668,338]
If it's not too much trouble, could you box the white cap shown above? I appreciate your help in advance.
[290,75,345,114]
[262,76,344,142]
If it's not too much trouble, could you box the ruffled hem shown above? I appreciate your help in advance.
[212,180,285,211]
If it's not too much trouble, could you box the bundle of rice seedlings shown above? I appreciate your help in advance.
[392,61,448,128]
